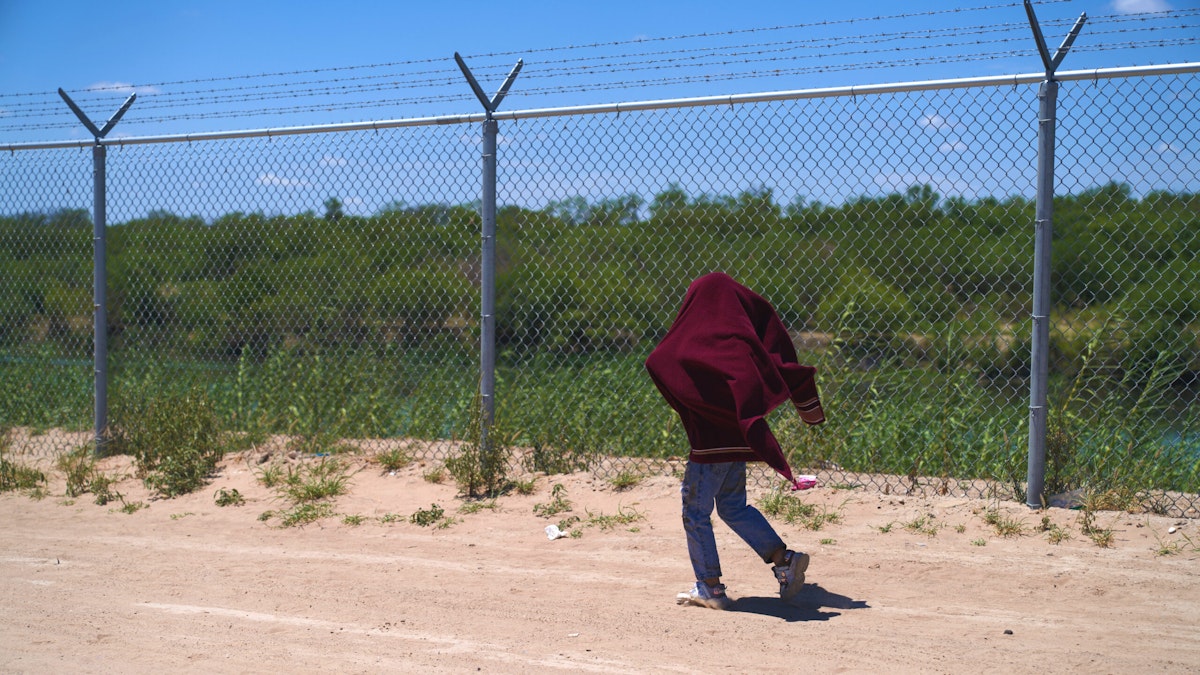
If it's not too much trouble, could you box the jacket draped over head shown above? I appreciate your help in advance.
[644,272,825,487]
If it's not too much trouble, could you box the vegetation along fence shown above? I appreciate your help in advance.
[2,55,1198,516]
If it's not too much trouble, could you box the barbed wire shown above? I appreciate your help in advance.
[5,19,1192,124]
[1,4,1195,135]
[0,1,1068,102]
[6,6,1191,118]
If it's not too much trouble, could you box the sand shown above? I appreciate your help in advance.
[2,446,1199,674]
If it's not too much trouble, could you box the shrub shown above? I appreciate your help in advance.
[111,387,227,498]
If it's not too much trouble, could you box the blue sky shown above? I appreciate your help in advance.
[1,0,1197,144]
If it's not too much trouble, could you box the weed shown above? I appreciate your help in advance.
[1047,524,1072,544]
[170,512,195,520]
[277,501,334,527]
[513,478,537,495]
[0,437,46,494]
[903,512,940,537]
[255,463,285,489]
[459,499,498,515]
[609,470,643,491]
[410,504,446,527]
[758,488,842,530]
[830,482,863,491]
[819,538,836,545]
[971,538,987,546]
[585,504,645,531]
[57,448,94,498]
[259,458,353,528]
[342,514,366,526]
[423,467,446,484]
[445,400,515,498]
[954,524,966,534]
[982,508,1025,538]
[111,387,227,498]
[214,488,245,507]
[557,514,582,532]
[877,522,895,533]
[280,458,352,503]
[119,501,147,514]
[533,483,573,518]
[376,447,413,473]
[379,512,403,524]
[89,473,122,506]
[1076,489,1117,548]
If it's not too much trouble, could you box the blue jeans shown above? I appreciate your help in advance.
[681,461,785,582]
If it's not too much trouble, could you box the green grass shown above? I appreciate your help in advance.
[758,488,843,530]
[533,483,573,518]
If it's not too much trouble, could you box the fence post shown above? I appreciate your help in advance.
[92,143,109,456]
[454,54,523,442]
[1023,1,1086,508]
[57,88,136,457]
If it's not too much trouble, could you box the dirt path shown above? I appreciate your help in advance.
[3,450,1199,673]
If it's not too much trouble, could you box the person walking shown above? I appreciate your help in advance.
[645,272,826,609]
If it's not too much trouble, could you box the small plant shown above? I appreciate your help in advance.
[89,473,122,506]
[609,470,643,491]
[119,501,148,514]
[111,387,227,498]
[513,477,537,495]
[445,405,515,498]
[57,448,95,498]
[971,538,987,546]
[255,463,286,489]
[459,499,498,515]
[343,514,366,526]
[902,512,940,537]
[585,504,645,531]
[277,501,334,527]
[1,441,46,494]
[819,538,836,545]
[876,521,896,533]
[982,507,1025,538]
[1076,490,1116,548]
[259,458,353,528]
[533,483,573,518]
[376,447,413,473]
[758,488,842,530]
[422,467,446,484]
[214,488,245,507]
[410,503,447,527]
[280,458,352,504]
[954,524,966,534]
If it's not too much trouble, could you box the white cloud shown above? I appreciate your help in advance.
[919,114,954,131]
[85,81,161,95]
[319,155,348,167]
[1112,0,1171,13]
[256,172,311,188]
[939,141,970,153]
[1153,141,1183,154]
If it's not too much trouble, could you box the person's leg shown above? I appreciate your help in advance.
[681,461,724,584]
[712,462,787,564]
[712,463,809,599]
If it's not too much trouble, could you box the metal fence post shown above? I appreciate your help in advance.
[454,53,523,441]
[92,143,109,456]
[1023,1,1086,507]
[480,116,497,431]
[57,88,136,457]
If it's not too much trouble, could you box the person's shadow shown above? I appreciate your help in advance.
[730,583,869,622]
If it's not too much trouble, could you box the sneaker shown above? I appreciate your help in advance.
[773,550,810,601]
[676,581,733,610]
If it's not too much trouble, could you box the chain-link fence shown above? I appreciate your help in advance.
[2,67,1198,515]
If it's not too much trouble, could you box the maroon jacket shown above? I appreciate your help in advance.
[645,272,825,486]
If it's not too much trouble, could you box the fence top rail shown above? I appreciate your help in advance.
[4,62,1198,152]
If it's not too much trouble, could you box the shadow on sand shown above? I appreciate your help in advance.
[730,583,870,622]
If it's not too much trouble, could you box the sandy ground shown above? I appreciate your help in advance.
[3,445,1199,675]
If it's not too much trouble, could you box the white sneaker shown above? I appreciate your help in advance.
[676,581,733,610]
[773,550,810,601]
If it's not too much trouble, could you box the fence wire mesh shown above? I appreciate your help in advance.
[1,72,1197,516]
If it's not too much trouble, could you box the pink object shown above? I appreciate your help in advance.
[791,475,818,491]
